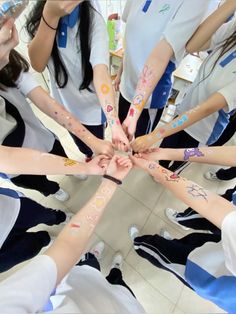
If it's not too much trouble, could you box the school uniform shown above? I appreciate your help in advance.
[0,254,146,313]
[0,187,66,272]
[47,5,109,157]
[133,208,236,313]
[118,0,209,137]
[160,19,236,171]
[0,72,68,196]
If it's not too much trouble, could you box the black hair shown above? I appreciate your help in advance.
[0,49,29,91]
[26,1,94,91]
[197,28,236,87]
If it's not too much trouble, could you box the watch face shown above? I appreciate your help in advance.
[0,0,29,27]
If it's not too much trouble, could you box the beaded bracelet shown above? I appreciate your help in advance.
[42,15,57,31]
[103,174,122,185]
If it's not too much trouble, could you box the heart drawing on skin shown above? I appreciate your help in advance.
[107,105,113,113]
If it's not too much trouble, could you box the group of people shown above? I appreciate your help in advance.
[0,0,235,312]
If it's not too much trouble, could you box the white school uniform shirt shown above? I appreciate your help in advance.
[177,19,236,145]
[0,188,22,249]
[120,0,209,108]
[0,256,146,313]
[0,71,56,178]
[48,9,109,126]
[185,210,236,313]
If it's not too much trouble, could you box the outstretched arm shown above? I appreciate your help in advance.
[45,155,132,283]
[137,146,236,167]
[131,156,235,229]
[0,145,107,176]
[28,86,114,157]
[132,92,227,152]
[186,0,236,53]
[93,64,130,152]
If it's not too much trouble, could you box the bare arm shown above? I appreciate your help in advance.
[44,155,132,283]
[123,39,173,140]
[28,86,114,157]
[138,146,236,167]
[28,1,82,72]
[93,64,129,151]
[186,0,236,53]
[131,156,236,229]
[132,92,227,152]
[0,145,106,176]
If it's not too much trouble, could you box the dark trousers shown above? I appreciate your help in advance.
[212,113,236,146]
[216,167,236,181]
[173,186,235,233]
[159,130,199,171]
[11,139,68,196]
[77,252,135,297]
[70,124,104,158]
[0,197,66,272]
[118,93,164,138]
[134,232,220,287]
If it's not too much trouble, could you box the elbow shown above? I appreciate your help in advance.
[28,49,46,73]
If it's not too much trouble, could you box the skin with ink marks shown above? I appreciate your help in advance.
[183,148,204,161]
[70,222,81,229]
[171,114,188,128]
[106,104,113,113]
[129,108,135,117]
[101,84,110,95]
[165,172,180,182]
[148,163,157,170]
[63,158,77,167]
[187,184,208,202]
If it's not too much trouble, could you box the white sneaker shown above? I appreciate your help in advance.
[90,241,105,260]
[129,225,139,241]
[53,188,70,202]
[111,252,123,270]
[165,208,190,231]
[160,228,173,240]
[74,174,88,180]
[203,170,220,181]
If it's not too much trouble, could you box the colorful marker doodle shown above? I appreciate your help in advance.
[186,184,208,202]
[106,104,113,113]
[148,163,157,170]
[171,114,188,129]
[63,158,77,167]
[101,84,110,94]
[183,148,204,161]
[165,172,180,182]
[129,108,135,117]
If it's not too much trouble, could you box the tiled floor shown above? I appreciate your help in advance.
[0,100,235,313]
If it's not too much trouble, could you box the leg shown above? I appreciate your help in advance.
[13,197,66,231]
[106,268,135,297]
[118,93,130,124]
[216,167,236,181]
[175,207,220,234]
[76,252,101,271]
[0,231,50,272]
[160,130,199,171]
[11,174,60,197]
[133,232,220,286]
[70,124,104,158]
[135,108,164,138]
[221,185,236,201]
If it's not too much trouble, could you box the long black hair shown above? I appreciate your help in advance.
[0,49,29,91]
[26,1,94,91]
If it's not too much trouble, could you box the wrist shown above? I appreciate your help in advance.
[43,7,60,27]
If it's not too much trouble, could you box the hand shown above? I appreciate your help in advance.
[129,155,151,171]
[92,139,114,158]
[44,0,83,20]
[122,115,137,142]
[0,19,18,70]
[86,155,109,175]
[111,123,130,152]
[113,74,121,92]
[106,155,132,181]
[131,132,157,153]
[135,148,167,162]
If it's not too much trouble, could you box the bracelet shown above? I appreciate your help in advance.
[42,14,57,31]
[103,174,122,185]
